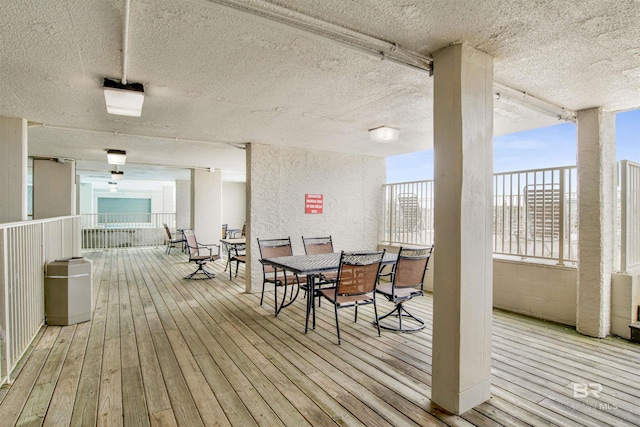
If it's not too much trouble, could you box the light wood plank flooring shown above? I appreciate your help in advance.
[1,247,639,426]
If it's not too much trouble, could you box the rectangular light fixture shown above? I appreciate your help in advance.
[107,149,126,165]
[369,126,399,143]
[103,78,145,117]
[111,170,124,180]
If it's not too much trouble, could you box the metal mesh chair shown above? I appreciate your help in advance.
[163,223,185,254]
[318,250,385,344]
[302,236,334,255]
[302,235,337,303]
[257,237,307,315]
[184,229,221,279]
[228,243,246,280]
[375,246,433,332]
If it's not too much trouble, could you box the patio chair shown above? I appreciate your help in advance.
[228,222,246,238]
[302,235,337,297]
[375,246,433,332]
[163,223,185,254]
[228,243,246,280]
[257,237,306,315]
[302,235,334,255]
[183,229,221,279]
[318,250,385,345]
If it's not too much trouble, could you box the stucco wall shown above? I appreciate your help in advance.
[611,270,640,339]
[247,143,385,293]
[493,258,577,326]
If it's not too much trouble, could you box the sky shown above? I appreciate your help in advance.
[386,109,640,183]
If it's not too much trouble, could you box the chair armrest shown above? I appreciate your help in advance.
[198,243,220,256]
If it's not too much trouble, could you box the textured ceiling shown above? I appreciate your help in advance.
[1,0,639,182]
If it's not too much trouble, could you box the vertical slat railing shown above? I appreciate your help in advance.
[0,215,81,386]
[80,212,175,250]
[383,166,578,263]
[382,180,434,246]
[620,160,640,272]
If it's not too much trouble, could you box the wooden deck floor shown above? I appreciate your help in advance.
[0,247,639,426]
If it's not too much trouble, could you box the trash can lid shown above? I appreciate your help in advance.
[54,257,86,263]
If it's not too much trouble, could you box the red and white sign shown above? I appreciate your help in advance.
[305,194,323,214]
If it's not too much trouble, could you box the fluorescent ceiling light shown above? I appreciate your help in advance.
[111,170,124,180]
[103,78,145,117]
[369,126,399,143]
[107,149,126,165]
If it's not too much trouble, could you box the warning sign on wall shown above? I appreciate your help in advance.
[305,194,323,214]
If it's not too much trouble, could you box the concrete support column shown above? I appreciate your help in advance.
[0,117,28,222]
[176,179,191,230]
[78,182,93,214]
[431,44,493,414]
[191,169,222,244]
[162,185,174,214]
[576,108,616,338]
[33,158,76,219]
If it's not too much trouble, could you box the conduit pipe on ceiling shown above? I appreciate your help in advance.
[29,122,248,149]
[204,0,433,74]
[493,82,577,122]
[122,0,131,84]
[204,0,576,122]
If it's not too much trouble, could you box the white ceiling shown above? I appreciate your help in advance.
[2,0,639,183]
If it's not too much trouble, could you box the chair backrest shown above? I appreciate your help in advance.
[163,223,172,240]
[302,236,334,255]
[183,229,199,258]
[336,250,385,296]
[392,246,433,290]
[241,222,246,237]
[222,224,228,239]
[257,237,293,273]
[233,243,247,255]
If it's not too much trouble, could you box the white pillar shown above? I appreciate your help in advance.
[0,117,28,222]
[176,179,191,230]
[431,44,493,414]
[576,108,616,338]
[162,185,174,214]
[191,169,222,244]
[33,158,76,219]
[79,182,93,214]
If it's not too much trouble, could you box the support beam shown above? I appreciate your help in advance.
[576,108,616,338]
[176,179,191,230]
[191,169,222,244]
[0,117,28,222]
[431,44,493,415]
[33,158,76,219]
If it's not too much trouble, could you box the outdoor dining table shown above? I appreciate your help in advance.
[260,251,398,333]
[220,237,246,271]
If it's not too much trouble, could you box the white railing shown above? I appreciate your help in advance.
[382,180,434,246]
[620,160,640,272]
[0,215,81,386]
[493,166,578,264]
[81,212,176,249]
[382,166,579,264]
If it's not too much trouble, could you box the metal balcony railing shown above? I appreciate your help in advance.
[0,216,82,386]
[621,160,640,272]
[80,212,176,249]
[382,166,579,264]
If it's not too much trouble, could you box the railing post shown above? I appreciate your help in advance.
[0,228,9,384]
[620,160,628,273]
[557,168,566,266]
